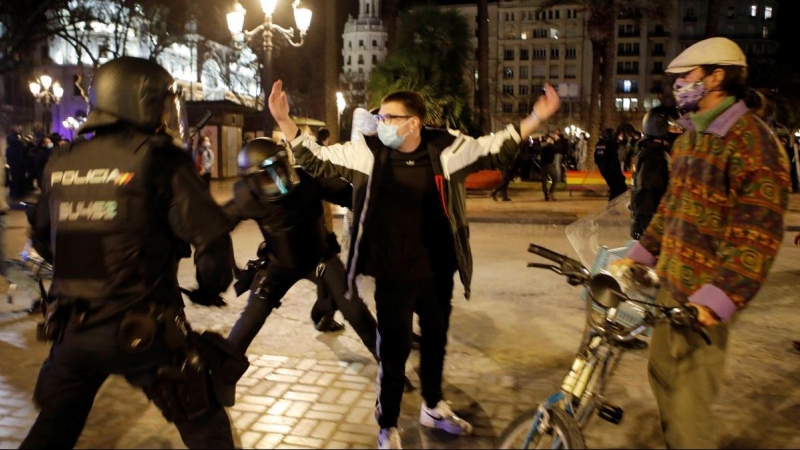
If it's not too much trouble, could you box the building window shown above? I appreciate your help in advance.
[372,39,378,48]
[519,85,529,95]
[359,39,364,47]
[348,41,352,49]
[555,10,560,19]
[533,48,547,60]
[347,55,351,65]
[565,48,576,59]
[765,6,772,19]
[358,54,364,64]
[550,48,559,59]
[502,102,513,113]
[520,49,529,60]
[521,32,527,40]
[372,54,378,64]
[548,10,553,20]
[504,49,515,61]
[519,102,529,113]
[763,26,769,38]
[503,85,514,95]
[520,66,529,78]
[750,5,757,17]
[653,61,663,73]
[727,6,735,18]
[615,98,638,112]
[550,28,559,39]
[504,67,514,79]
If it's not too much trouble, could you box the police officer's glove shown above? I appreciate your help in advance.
[181,288,227,307]
[326,232,341,255]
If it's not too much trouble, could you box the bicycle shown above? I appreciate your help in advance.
[497,243,710,449]
[4,201,51,310]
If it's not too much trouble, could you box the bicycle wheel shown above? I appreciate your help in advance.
[498,406,586,449]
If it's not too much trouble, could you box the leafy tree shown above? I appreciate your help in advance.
[369,6,477,133]
[477,0,490,133]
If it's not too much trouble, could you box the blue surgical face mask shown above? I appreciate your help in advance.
[377,120,411,149]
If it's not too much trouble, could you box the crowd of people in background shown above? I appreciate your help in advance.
[4,131,67,200]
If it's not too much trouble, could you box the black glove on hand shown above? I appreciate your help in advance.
[181,288,227,307]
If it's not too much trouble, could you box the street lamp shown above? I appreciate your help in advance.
[29,75,64,134]
[336,92,346,141]
[227,0,312,138]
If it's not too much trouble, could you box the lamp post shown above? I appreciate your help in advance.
[29,75,64,135]
[227,0,312,139]
[336,92,346,142]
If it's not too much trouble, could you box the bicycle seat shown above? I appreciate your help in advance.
[588,273,624,309]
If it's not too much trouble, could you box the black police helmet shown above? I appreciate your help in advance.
[79,57,184,138]
[642,106,680,139]
[237,138,301,201]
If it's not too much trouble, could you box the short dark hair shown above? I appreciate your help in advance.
[316,128,331,143]
[381,90,427,123]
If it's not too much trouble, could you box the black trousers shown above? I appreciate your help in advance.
[491,158,520,200]
[374,275,454,429]
[227,255,378,360]
[20,319,234,449]
[597,162,628,201]
[541,163,558,199]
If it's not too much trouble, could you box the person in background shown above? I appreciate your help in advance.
[193,135,215,188]
[539,134,558,201]
[616,37,790,448]
[630,106,681,240]
[6,132,28,199]
[594,128,628,201]
[576,132,589,171]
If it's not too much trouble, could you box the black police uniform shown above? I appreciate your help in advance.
[20,57,241,449]
[224,144,378,361]
[594,131,628,201]
[631,138,671,239]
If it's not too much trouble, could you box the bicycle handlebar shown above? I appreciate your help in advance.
[528,244,568,265]
[527,243,711,346]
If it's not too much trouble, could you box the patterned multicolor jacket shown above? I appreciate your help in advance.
[627,99,790,322]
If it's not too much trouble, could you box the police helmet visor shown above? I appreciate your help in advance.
[250,150,301,200]
[161,84,190,149]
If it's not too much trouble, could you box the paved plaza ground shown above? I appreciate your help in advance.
[0,181,799,449]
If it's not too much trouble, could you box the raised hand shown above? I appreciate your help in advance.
[268,80,290,123]
[533,83,562,122]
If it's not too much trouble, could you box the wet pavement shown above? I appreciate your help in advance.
[0,181,799,449]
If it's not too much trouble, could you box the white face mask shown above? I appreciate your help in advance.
[202,142,211,148]
[377,119,412,149]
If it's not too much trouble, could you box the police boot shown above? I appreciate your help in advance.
[315,311,345,333]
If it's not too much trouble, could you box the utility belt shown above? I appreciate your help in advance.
[37,296,249,421]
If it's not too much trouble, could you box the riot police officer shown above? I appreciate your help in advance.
[224,138,379,360]
[630,106,682,239]
[21,57,243,449]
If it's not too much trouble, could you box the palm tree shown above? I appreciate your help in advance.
[369,6,477,133]
[705,0,724,37]
[477,0,491,133]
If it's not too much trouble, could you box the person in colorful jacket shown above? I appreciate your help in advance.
[268,79,561,449]
[617,37,790,448]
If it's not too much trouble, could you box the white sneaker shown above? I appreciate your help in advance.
[419,400,473,435]
[378,427,402,449]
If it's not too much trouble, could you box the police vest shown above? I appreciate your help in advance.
[46,131,179,304]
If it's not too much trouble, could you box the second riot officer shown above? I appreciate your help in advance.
[20,56,244,449]
[224,137,379,360]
